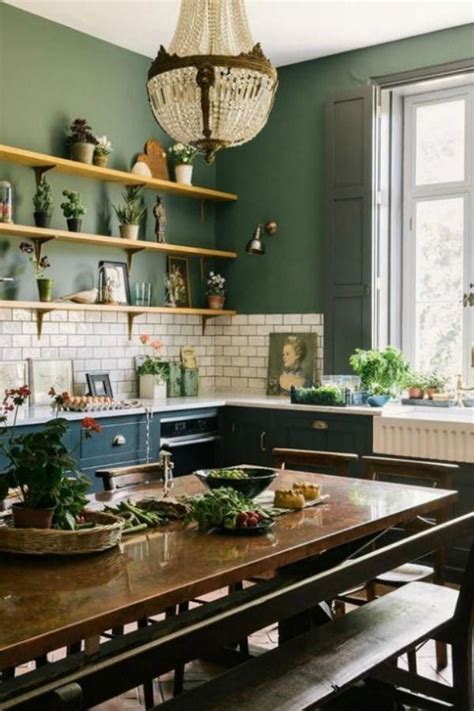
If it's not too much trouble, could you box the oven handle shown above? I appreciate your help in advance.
[160,435,221,449]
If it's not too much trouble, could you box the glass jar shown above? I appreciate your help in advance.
[0,181,13,223]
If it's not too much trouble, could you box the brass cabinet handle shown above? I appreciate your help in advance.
[260,431,267,452]
[113,434,126,446]
[312,420,328,430]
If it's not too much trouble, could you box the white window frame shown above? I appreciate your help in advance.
[402,84,474,384]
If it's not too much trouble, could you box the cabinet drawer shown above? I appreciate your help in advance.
[79,417,147,464]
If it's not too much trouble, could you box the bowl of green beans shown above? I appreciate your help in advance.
[194,466,277,498]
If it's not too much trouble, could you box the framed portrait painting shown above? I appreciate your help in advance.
[166,256,191,308]
[29,359,74,405]
[266,333,318,396]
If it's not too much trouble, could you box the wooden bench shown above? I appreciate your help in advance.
[1,513,472,711]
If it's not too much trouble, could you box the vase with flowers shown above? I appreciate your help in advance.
[93,135,113,167]
[19,241,53,302]
[168,143,197,185]
[137,334,169,401]
[206,271,226,310]
[0,387,101,529]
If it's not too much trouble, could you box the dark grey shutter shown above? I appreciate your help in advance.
[324,85,375,374]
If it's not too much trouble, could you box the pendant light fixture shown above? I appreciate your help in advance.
[147,0,278,164]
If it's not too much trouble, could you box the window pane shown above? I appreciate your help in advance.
[415,197,464,375]
[415,99,465,185]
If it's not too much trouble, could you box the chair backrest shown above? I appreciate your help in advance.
[273,448,358,476]
[362,456,458,490]
[96,462,165,491]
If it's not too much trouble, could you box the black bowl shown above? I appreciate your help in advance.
[194,466,278,499]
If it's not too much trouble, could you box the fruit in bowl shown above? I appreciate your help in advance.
[194,466,277,498]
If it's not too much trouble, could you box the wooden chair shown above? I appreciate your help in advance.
[96,462,166,491]
[2,514,472,711]
[272,447,359,475]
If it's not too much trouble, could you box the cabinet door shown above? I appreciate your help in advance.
[220,407,273,467]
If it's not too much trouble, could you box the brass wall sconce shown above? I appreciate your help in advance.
[245,220,278,255]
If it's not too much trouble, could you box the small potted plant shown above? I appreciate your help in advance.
[403,370,425,399]
[93,135,113,168]
[113,186,146,240]
[423,371,449,400]
[349,346,409,407]
[137,334,169,401]
[60,189,86,232]
[168,143,198,185]
[0,387,101,529]
[67,118,98,164]
[206,271,226,310]
[32,176,54,228]
[19,241,53,302]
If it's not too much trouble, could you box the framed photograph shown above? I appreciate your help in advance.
[86,372,113,398]
[166,256,191,307]
[98,260,131,305]
[266,333,318,396]
[0,361,28,394]
[29,359,74,406]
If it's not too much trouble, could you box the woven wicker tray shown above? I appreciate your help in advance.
[0,510,124,555]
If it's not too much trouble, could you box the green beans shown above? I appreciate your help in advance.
[207,469,249,479]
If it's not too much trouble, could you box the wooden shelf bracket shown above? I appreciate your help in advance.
[36,307,54,339]
[127,248,146,270]
[127,311,145,341]
[33,164,55,186]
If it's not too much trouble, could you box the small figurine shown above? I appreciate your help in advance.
[153,196,167,243]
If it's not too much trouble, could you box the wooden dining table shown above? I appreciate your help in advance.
[0,470,457,672]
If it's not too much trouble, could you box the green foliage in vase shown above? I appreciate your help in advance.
[137,334,169,381]
[292,385,344,406]
[60,189,86,218]
[113,186,146,225]
[349,346,409,396]
[33,177,54,214]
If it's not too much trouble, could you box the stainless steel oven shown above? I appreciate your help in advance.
[159,410,220,476]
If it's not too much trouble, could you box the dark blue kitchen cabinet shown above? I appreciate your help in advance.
[220,407,274,467]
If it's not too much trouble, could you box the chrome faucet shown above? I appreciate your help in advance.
[159,448,174,496]
[455,374,474,408]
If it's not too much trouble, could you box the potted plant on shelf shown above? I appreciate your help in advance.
[0,387,101,529]
[32,176,54,228]
[113,186,146,240]
[67,118,98,164]
[403,370,425,399]
[206,271,226,310]
[349,346,409,407]
[19,241,53,302]
[137,334,169,401]
[93,135,113,168]
[423,371,449,400]
[60,189,86,232]
[168,143,198,185]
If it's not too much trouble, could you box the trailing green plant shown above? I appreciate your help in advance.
[19,241,50,278]
[349,346,409,396]
[67,118,97,145]
[113,186,146,225]
[137,334,169,381]
[168,143,197,165]
[61,190,86,218]
[33,177,54,214]
[423,370,449,391]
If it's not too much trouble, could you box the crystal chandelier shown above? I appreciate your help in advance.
[147,0,278,164]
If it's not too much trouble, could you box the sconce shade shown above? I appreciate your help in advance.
[245,225,265,254]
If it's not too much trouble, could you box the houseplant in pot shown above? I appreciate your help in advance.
[423,371,449,400]
[19,241,53,302]
[32,176,54,228]
[93,135,113,168]
[113,186,146,240]
[61,189,86,232]
[168,143,197,185]
[0,387,101,529]
[206,271,226,310]
[67,118,97,164]
[349,346,409,407]
[403,370,426,399]
[137,334,169,401]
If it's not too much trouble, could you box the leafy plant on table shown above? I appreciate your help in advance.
[349,346,409,397]
[186,488,273,531]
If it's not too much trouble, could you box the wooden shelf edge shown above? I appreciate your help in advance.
[0,223,237,261]
[0,144,238,202]
[0,300,236,317]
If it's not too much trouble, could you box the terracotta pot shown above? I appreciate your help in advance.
[71,142,95,164]
[12,503,55,529]
[119,224,139,240]
[33,211,51,228]
[93,153,108,168]
[207,295,225,310]
[67,218,82,232]
[37,277,53,302]
[175,164,193,185]
[408,387,424,399]
[426,387,438,400]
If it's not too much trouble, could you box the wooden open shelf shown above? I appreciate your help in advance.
[0,300,236,339]
[0,223,237,269]
[0,144,237,202]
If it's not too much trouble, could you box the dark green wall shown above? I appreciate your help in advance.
[0,3,216,306]
[216,24,474,314]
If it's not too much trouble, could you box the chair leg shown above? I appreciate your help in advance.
[333,600,346,618]
[137,618,154,709]
[452,640,473,711]
[173,602,189,697]
[407,649,417,674]
[366,580,376,601]
[35,654,48,668]
[229,582,249,656]
[435,639,448,670]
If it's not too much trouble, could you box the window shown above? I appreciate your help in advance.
[402,85,473,383]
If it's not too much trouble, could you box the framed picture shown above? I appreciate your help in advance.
[98,260,130,305]
[29,359,74,406]
[0,361,28,394]
[166,256,191,307]
[266,333,318,396]
[86,372,113,398]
